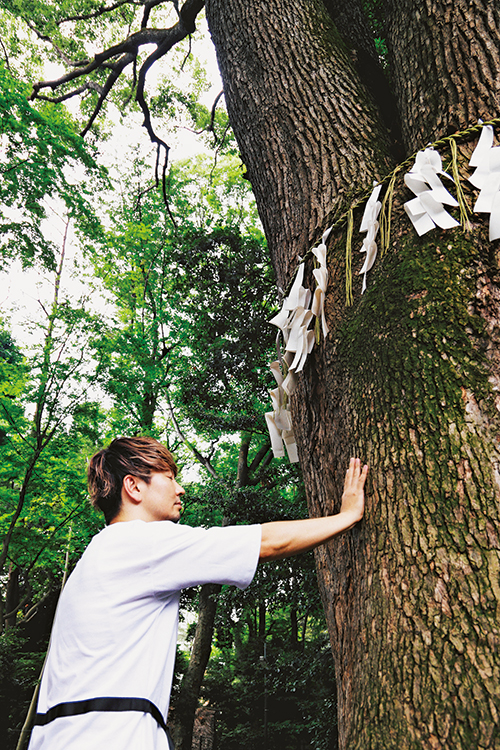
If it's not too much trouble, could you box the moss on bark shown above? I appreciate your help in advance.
[296,213,500,749]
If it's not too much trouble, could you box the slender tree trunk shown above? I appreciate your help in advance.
[1,225,69,624]
[206,1,500,748]
[170,583,221,750]
[140,382,158,432]
[290,607,299,649]
[236,432,251,488]
[258,601,266,640]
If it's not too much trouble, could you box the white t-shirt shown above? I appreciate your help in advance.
[28,519,262,750]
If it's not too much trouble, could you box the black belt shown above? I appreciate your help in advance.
[34,696,174,749]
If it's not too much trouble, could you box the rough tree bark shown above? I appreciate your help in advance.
[205,1,500,748]
[386,0,500,152]
[206,0,392,287]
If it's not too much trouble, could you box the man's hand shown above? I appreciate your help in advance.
[259,457,369,562]
[339,457,368,527]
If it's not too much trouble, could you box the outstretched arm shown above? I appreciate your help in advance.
[259,458,368,562]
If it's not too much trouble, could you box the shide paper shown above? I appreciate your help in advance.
[403,148,460,236]
[265,227,332,461]
[358,182,382,292]
[468,124,500,242]
[265,123,498,462]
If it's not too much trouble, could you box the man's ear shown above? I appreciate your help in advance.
[122,475,143,505]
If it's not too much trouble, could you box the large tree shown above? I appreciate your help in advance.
[12,1,500,747]
[205,4,500,750]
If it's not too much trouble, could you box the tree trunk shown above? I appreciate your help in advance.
[306,213,500,750]
[290,607,299,649]
[170,582,221,750]
[206,1,500,748]
[206,0,392,288]
[140,382,158,433]
[386,0,500,152]
[258,601,266,640]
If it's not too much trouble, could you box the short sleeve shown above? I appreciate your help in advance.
[143,522,262,593]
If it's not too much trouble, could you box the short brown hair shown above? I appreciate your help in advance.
[88,436,178,524]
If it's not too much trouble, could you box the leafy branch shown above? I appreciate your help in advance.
[29,0,206,199]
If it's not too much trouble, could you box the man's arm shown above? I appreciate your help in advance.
[259,457,368,562]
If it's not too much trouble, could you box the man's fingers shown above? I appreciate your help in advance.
[359,464,368,487]
[345,457,358,482]
[345,458,368,491]
[358,463,369,488]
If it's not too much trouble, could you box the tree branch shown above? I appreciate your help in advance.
[248,441,272,474]
[29,0,205,213]
[30,26,175,99]
[142,0,178,29]
[23,18,81,67]
[133,0,203,209]
[22,506,82,580]
[16,584,54,625]
[81,52,136,136]
[30,0,205,103]
[35,81,103,105]
[177,89,224,139]
[0,458,40,578]
[0,36,11,69]
[209,90,224,135]
[56,0,142,26]
[165,390,218,478]
[3,584,33,624]
[123,54,139,108]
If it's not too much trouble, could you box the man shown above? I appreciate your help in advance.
[28,436,367,750]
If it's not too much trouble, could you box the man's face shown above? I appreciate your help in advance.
[139,470,185,522]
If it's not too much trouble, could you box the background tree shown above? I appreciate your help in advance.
[200,478,337,750]
[0,228,102,625]
[0,13,106,646]
[204,608,338,750]
[7,1,500,747]
[87,151,263,437]
[0,248,105,747]
[0,60,104,270]
[85,153,293,749]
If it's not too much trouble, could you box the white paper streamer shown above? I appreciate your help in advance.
[403,148,459,236]
[358,182,382,292]
[265,356,297,462]
[469,124,500,241]
[265,227,332,461]
[264,125,500,463]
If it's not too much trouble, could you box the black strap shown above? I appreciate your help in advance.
[34,696,174,749]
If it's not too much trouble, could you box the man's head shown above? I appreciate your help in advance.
[88,436,179,524]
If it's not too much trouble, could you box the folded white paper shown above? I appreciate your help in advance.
[469,124,500,241]
[403,148,459,236]
[359,183,382,291]
[266,225,332,460]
